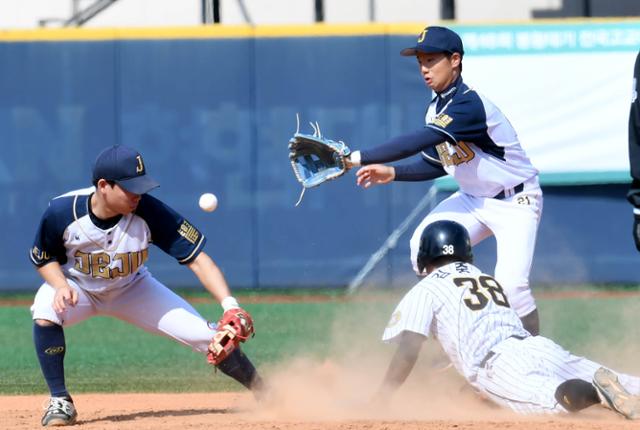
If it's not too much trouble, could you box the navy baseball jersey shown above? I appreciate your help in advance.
[357,76,539,198]
[424,76,538,197]
[29,187,206,293]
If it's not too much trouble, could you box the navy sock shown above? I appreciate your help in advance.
[216,348,263,392]
[33,323,69,398]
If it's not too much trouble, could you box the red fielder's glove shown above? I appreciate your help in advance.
[207,308,254,366]
[217,308,254,341]
[207,326,238,365]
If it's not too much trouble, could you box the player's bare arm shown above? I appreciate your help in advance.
[375,331,425,398]
[36,262,78,314]
[187,251,232,304]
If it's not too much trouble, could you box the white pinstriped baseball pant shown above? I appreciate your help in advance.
[473,336,640,415]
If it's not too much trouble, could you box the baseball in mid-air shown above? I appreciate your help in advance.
[198,193,218,212]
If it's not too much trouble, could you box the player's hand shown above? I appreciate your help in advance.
[356,164,395,188]
[633,213,640,252]
[53,285,78,313]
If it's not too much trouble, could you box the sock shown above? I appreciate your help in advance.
[33,323,69,398]
[555,379,600,412]
[216,348,263,392]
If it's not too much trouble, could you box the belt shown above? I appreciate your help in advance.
[493,182,524,200]
[479,335,526,368]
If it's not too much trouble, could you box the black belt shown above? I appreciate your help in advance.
[479,335,527,368]
[493,183,524,200]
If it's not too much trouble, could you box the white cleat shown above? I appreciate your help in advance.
[593,367,640,420]
[41,396,77,426]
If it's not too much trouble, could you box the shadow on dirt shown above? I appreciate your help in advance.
[79,407,235,423]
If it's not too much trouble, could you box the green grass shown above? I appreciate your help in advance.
[1,290,639,395]
[0,298,396,395]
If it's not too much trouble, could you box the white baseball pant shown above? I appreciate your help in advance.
[474,336,640,415]
[410,177,543,317]
[30,271,217,354]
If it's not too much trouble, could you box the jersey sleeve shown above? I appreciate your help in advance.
[382,285,434,343]
[360,127,445,165]
[135,195,207,264]
[394,156,447,181]
[426,95,487,145]
[29,198,72,267]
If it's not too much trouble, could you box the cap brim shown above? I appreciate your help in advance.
[400,46,451,56]
[116,175,160,194]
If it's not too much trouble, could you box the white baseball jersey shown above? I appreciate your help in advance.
[384,262,529,381]
[383,262,640,414]
[30,187,205,293]
[30,187,217,354]
[423,77,539,197]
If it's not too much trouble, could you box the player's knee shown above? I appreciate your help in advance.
[494,272,529,290]
[555,379,600,412]
[34,319,58,327]
[503,285,536,318]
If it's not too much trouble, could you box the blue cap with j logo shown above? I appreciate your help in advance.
[400,26,464,57]
[92,145,159,195]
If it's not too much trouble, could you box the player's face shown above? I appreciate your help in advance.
[102,182,142,215]
[416,52,460,93]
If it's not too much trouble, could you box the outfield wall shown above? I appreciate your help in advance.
[1,22,638,291]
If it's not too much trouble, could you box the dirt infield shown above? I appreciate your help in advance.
[5,291,639,429]
[5,357,640,430]
[3,391,638,430]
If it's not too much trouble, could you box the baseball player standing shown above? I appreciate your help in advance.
[375,220,640,418]
[628,50,640,251]
[30,145,263,426]
[346,26,542,335]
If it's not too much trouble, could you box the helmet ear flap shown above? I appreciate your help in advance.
[416,249,428,275]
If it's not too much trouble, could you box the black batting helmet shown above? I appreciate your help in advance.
[417,220,473,274]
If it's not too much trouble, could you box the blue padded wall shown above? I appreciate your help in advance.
[0,34,637,291]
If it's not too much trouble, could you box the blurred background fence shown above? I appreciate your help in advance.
[1,1,639,291]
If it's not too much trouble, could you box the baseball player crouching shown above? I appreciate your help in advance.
[346,26,542,336]
[29,145,264,426]
[374,220,640,418]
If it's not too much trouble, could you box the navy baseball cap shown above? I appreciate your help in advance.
[400,26,464,57]
[92,145,159,194]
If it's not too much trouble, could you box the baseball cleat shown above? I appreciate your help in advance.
[41,396,77,426]
[593,367,640,419]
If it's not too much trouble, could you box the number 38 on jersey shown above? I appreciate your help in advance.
[454,275,510,311]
